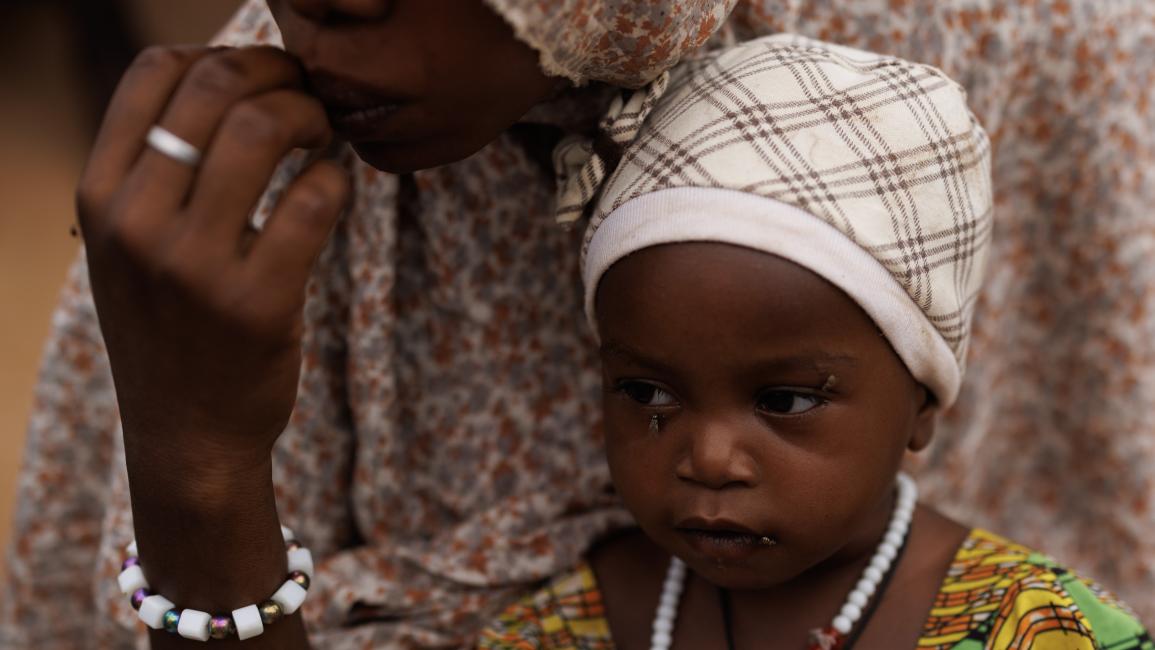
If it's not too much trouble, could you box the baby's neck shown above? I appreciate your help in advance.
[590,505,970,649]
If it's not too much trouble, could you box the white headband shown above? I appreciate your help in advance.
[584,187,960,404]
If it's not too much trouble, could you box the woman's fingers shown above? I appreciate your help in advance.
[246,160,349,309]
[185,89,332,245]
[123,46,305,213]
[78,46,209,236]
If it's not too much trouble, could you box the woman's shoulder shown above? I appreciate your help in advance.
[477,562,613,649]
[920,528,1152,650]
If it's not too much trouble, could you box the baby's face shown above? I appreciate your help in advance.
[595,242,935,590]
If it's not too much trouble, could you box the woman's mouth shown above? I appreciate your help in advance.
[305,70,409,142]
[325,103,405,140]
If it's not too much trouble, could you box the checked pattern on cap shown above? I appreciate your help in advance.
[552,72,670,227]
[583,35,994,369]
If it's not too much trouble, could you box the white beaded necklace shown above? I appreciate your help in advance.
[649,473,918,650]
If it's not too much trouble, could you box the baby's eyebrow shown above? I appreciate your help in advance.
[598,340,679,375]
[750,353,859,374]
[599,341,858,374]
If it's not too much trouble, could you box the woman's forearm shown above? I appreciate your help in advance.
[125,442,309,649]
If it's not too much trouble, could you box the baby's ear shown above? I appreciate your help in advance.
[907,387,937,452]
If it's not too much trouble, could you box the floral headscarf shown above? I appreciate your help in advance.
[484,0,737,88]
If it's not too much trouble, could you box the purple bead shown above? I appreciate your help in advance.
[209,615,235,640]
[162,609,181,633]
[130,588,150,610]
[120,556,140,572]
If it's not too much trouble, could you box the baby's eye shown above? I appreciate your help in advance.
[756,389,824,415]
[616,380,678,407]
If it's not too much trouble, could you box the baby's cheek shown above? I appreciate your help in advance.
[605,438,669,519]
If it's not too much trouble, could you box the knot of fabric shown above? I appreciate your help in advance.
[552,72,670,227]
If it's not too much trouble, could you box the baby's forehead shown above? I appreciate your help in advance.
[594,241,880,345]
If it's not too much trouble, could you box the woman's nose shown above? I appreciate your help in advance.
[674,422,760,490]
[284,0,392,21]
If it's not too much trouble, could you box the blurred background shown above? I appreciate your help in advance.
[0,0,244,581]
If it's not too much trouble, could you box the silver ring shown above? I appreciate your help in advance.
[145,125,202,166]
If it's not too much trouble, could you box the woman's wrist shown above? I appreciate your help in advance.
[126,444,273,513]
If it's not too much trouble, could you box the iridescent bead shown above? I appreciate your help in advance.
[209,615,235,640]
[287,570,310,590]
[258,600,283,625]
[120,556,141,572]
[162,609,181,634]
[130,588,150,610]
[285,540,302,552]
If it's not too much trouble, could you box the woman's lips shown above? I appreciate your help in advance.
[305,70,409,141]
[325,103,404,141]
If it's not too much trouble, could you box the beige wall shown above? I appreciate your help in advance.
[0,0,243,582]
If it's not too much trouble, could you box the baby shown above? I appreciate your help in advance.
[480,35,1150,649]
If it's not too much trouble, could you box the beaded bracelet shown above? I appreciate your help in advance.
[117,526,313,642]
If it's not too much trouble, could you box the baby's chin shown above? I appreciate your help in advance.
[679,552,811,592]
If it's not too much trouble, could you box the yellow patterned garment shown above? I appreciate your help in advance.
[479,530,1152,649]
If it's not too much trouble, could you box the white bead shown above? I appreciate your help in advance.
[271,580,308,615]
[650,630,672,649]
[232,604,265,641]
[896,504,914,521]
[125,540,138,557]
[877,542,897,561]
[883,531,904,547]
[863,566,883,583]
[657,602,677,621]
[653,617,673,634]
[840,602,863,621]
[869,555,891,573]
[848,590,869,608]
[287,548,314,577]
[138,595,175,630]
[117,565,148,595]
[888,521,908,537]
[856,578,877,597]
[177,609,212,642]
[832,615,853,635]
[280,525,295,542]
[659,592,679,609]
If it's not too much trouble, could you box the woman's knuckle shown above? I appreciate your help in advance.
[187,54,249,98]
[226,102,286,146]
[132,46,187,72]
[105,216,155,262]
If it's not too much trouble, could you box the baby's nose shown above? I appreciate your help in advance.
[674,421,760,490]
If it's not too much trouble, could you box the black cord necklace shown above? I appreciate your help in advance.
[716,534,910,650]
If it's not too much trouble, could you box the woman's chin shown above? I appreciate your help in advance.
[349,133,491,174]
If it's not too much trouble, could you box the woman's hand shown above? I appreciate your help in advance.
[76,45,347,648]
[78,45,348,482]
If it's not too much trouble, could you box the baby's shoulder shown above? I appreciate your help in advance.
[920,528,1152,649]
[477,562,612,649]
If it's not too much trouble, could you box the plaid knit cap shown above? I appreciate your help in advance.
[575,35,993,406]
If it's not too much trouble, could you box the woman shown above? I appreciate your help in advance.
[3,0,1154,647]
[0,1,735,647]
